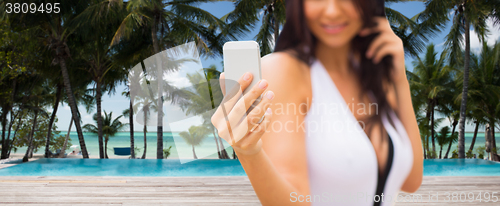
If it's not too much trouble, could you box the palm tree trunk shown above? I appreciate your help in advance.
[424,101,431,158]
[59,118,73,158]
[59,57,89,158]
[439,145,443,159]
[431,101,436,159]
[425,136,430,159]
[142,124,147,159]
[491,120,497,160]
[192,145,197,159]
[4,109,16,159]
[212,129,221,159]
[1,108,9,159]
[7,114,23,158]
[444,119,458,159]
[45,85,62,158]
[423,139,427,159]
[105,135,109,159]
[96,80,104,159]
[151,14,164,160]
[23,110,38,162]
[457,15,471,159]
[469,121,480,152]
[129,100,135,159]
[29,145,34,158]
[218,136,229,159]
[1,79,15,159]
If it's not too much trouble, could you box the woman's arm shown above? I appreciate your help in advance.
[391,79,424,193]
[212,52,311,205]
[244,53,311,205]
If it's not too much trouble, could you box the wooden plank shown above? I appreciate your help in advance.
[0,176,499,205]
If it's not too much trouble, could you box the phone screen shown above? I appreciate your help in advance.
[223,41,262,113]
[223,41,262,96]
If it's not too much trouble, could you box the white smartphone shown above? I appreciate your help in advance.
[223,41,262,113]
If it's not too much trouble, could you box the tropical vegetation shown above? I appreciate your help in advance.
[0,0,499,162]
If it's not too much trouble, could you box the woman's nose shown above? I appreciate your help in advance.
[324,0,342,18]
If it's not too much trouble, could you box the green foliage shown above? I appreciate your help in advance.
[475,146,485,157]
[436,126,450,147]
[13,114,70,153]
[428,150,437,159]
[179,125,211,147]
[83,111,125,142]
[134,146,141,154]
[163,146,172,159]
[451,149,458,159]
[466,150,474,158]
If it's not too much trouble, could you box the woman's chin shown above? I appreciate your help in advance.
[321,39,351,50]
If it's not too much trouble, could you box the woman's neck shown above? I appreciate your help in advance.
[315,42,352,75]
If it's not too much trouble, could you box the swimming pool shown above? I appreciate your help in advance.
[424,159,500,176]
[0,159,498,176]
[0,159,246,176]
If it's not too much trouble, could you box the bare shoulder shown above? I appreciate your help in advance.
[261,51,311,101]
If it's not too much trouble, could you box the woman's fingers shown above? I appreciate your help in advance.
[225,79,269,126]
[373,45,395,64]
[359,17,390,37]
[366,35,389,59]
[213,90,274,148]
[247,90,274,130]
[220,73,226,96]
[213,72,257,145]
[244,108,273,147]
[228,89,274,145]
[219,72,254,115]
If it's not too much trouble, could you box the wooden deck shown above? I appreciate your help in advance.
[0,176,499,205]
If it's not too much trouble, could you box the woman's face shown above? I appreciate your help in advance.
[304,0,363,49]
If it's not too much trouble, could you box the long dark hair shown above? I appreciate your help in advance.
[275,0,396,142]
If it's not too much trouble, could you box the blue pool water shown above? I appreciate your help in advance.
[0,159,499,176]
[0,159,246,176]
[423,159,500,176]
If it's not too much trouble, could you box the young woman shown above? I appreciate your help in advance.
[211,0,424,205]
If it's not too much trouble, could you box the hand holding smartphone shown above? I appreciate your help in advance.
[212,40,273,155]
[223,41,262,114]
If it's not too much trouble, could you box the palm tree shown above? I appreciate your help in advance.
[436,126,451,159]
[418,0,500,158]
[83,111,126,159]
[180,67,229,159]
[204,66,230,159]
[22,80,50,162]
[438,80,461,159]
[73,2,127,158]
[222,0,286,56]
[5,1,93,158]
[122,107,135,159]
[133,79,159,159]
[179,125,210,159]
[465,41,500,158]
[104,0,227,159]
[224,0,432,57]
[408,44,455,158]
[43,83,63,158]
[444,129,459,159]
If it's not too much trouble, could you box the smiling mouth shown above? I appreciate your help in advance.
[321,23,348,34]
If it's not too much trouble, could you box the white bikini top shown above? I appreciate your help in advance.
[304,59,414,206]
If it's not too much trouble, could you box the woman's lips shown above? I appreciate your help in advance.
[321,23,348,34]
